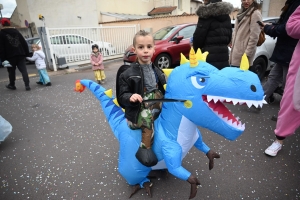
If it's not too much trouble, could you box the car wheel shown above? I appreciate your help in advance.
[250,57,267,81]
[154,53,171,69]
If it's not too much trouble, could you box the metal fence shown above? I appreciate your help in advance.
[39,25,139,71]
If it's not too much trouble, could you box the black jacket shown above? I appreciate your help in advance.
[264,0,300,65]
[193,2,233,70]
[116,62,167,124]
[0,28,29,61]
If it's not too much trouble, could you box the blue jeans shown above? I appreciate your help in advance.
[38,69,50,84]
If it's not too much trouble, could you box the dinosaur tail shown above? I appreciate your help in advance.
[75,79,127,141]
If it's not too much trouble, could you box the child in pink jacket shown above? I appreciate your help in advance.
[90,44,106,84]
[265,6,300,157]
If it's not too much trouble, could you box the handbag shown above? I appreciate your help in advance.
[257,30,266,46]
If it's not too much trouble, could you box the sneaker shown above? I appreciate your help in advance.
[267,94,275,104]
[6,84,16,90]
[36,81,43,85]
[45,82,52,86]
[265,140,282,156]
[25,86,31,91]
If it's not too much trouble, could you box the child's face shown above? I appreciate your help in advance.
[32,47,38,51]
[93,48,99,53]
[132,35,155,65]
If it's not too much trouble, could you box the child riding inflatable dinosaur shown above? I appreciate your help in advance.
[74,48,266,199]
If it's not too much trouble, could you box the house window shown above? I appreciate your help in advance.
[178,0,182,10]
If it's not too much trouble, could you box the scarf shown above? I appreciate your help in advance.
[236,3,255,22]
[92,51,100,57]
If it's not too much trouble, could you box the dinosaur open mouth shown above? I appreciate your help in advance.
[202,95,253,130]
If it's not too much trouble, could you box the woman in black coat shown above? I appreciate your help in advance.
[193,0,233,70]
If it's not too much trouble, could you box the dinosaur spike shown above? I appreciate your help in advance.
[162,69,173,78]
[163,84,167,91]
[202,51,209,61]
[180,53,189,65]
[189,48,198,68]
[113,98,120,107]
[240,53,250,71]
[104,89,113,98]
[196,48,203,61]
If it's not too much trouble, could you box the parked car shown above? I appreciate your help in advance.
[230,17,279,80]
[123,23,197,68]
[35,34,116,62]
[25,37,41,57]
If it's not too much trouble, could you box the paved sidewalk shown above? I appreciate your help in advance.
[0,58,123,83]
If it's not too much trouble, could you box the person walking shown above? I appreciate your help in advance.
[26,44,51,86]
[0,18,31,91]
[262,0,300,104]
[193,0,233,70]
[229,0,262,71]
[265,5,300,157]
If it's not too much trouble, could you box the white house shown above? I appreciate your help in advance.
[12,0,202,29]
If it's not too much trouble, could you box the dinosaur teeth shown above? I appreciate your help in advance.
[207,96,214,102]
[232,99,239,105]
[205,95,266,108]
[213,98,219,103]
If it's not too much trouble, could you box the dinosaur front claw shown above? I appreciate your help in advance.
[129,182,153,198]
[187,175,200,199]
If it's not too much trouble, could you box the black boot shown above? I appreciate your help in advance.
[135,147,158,167]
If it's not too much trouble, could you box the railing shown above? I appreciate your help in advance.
[41,25,139,71]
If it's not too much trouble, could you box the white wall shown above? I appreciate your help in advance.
[16,0,99,28]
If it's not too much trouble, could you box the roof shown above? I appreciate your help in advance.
[99,13,197,24]
[100,12,152,20]
[148,6,177,16]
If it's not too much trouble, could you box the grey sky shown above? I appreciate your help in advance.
[0,0,16,18]
[0,0,242,19]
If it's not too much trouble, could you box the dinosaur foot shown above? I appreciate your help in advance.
[129,182,153,198]
[206,150,220,170]
[187,175,200,199]
[135,147,158,167]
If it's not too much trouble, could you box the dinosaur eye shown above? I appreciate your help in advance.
[191,76,207,89]
[250,85,256,92]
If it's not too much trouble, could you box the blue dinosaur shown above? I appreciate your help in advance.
[75,49,265,199]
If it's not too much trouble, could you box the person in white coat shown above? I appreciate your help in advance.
[26,44,51,86]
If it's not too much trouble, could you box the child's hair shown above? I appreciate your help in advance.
[132,30,154,47]
[31,44,41,50]
[92,44,99,50]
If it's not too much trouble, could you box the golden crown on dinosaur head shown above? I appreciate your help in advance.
[179,48,250,71]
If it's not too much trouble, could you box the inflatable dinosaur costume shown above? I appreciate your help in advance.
[74,49,266,199]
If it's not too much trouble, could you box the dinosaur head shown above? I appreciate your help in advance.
[164,49,265,141]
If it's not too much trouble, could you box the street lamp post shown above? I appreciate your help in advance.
[0,4,3,21]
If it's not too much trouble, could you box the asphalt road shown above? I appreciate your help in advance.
[0,61,299,200]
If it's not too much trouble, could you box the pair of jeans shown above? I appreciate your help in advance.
[6,56,30,87]
[263,63,288,100]
[38,69,50,84]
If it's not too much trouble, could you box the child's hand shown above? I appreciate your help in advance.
[130,94,143,103]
